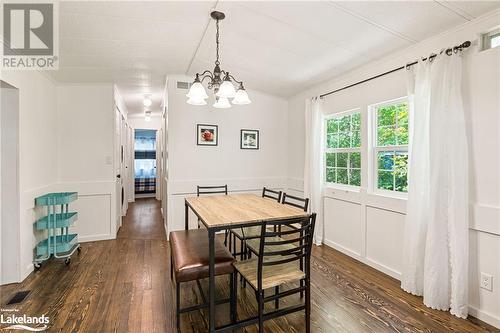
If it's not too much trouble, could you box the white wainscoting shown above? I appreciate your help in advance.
[56,181,117,242]
[19,180,117,281]
[288,178,500,328]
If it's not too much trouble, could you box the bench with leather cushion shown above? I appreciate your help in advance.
[170,229,235,283]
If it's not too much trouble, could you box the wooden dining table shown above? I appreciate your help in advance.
[184,193,310,332]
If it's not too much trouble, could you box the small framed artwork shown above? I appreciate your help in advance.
[197,124,218,146]
[240,129,259,150]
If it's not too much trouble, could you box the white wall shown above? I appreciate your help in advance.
[166,75,288,233]
[1,71,58,281]
[287,10,500,327]
[57,84,117,243]
[1,82,20,284]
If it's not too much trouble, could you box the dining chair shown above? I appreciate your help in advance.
[197,185,230,246]
[281,192,309,212]
[169,229,237,332]
[230,187,282,259]
[233,214,316,333]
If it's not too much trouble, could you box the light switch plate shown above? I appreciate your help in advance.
[480,273,493,291]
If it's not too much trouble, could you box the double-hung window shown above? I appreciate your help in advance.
[372,98,409,193]
[325,111,361,187]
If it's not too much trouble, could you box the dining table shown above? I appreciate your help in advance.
[184,193,310,332]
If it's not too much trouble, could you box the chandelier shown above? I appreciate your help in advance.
[186,11,251,108]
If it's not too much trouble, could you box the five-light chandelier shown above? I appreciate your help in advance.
[186,11,251,108]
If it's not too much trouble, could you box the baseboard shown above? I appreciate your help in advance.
[323,239,401,280]
[79,234,115,243]
[469,306,500,328]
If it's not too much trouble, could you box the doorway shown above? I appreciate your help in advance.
[1,81,20,285]
[134,129,157,198]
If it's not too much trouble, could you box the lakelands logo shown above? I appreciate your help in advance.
[0,310,49,331]
[2,2,59,70]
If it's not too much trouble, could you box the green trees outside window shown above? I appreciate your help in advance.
[375,101,409,192]
[325,112,361,186]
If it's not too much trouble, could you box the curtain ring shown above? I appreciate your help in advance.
[405,63,412,70]
[429,53,437,62]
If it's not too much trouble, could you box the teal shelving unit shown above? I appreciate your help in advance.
[33,192,81,268]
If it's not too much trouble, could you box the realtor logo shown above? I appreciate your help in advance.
[2,2,58,69]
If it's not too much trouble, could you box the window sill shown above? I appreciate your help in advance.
[323,184,360,193]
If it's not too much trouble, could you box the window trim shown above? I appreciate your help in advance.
[324,108,362,189]
[369,96,409,198]
[482,27,500,51]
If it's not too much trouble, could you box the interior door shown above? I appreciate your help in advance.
[114,107,122,231]
[155,129,162,201]
[121,115,128,216]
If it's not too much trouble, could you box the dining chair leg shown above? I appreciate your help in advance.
[176,282,181,332]
[230,272,238,323]
[170,254,173,281]
[305,277,311,333]
[258,290,264,333]
[274,286,279,309]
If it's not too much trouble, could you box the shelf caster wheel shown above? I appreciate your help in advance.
[34,263,42,270]
[65,258,71,265]
[77,247,81,254]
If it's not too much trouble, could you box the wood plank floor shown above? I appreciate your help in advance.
[0,198,497,332]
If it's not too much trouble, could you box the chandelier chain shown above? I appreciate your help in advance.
[215,19,220,66]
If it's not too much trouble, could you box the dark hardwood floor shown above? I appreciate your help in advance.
[0,198,497,332]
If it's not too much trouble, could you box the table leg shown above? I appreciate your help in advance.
[208,228,216,332]
[184,201,189,230]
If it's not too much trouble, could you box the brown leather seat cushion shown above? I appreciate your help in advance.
[170,229,235,283]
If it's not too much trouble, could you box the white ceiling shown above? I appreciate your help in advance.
[50,1,500,114]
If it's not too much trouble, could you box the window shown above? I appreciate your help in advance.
[325,111,361,187]
[372,99,409,193]
[482,28,500,50]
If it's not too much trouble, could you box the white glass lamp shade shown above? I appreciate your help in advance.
[213,97,231,109]
[145,111,152,121]
[216,80,236,99]
[232,88,251,105]
[187,97,208,106]
[186,82,208,100]
[143,98,152,107]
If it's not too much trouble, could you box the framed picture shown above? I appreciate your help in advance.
[240,129,259,150]
[197,124,218,146]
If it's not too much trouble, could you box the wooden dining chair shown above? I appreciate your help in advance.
[230,187,282,259]
[197,185,230,246]
[233,214,316,333]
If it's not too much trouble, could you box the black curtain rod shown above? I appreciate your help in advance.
[319,40,471,99]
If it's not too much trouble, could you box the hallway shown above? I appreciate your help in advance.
[0,199,496,332]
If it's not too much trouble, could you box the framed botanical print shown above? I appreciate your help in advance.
[240,129,259,150]
[197,124,218,146]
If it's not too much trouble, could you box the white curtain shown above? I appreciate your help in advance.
[304,96,324,245]
[402,54,469,318]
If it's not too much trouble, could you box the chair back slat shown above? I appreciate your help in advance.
[263,244,308,257]
[262,187,282,202]
[262,253,306,267]
[281,193,309,212]
[197,185,228,196]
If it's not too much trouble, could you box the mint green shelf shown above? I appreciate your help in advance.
[33,192,80,267]
[36,234,78,257]
[35,192,78,206]
[35,212,78,230]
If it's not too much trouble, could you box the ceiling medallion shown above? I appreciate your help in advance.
[186,11,251,108]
